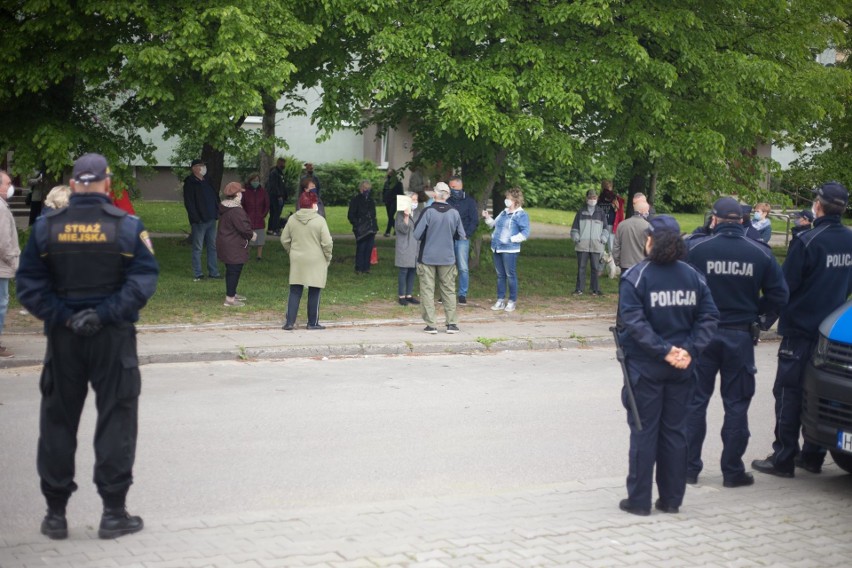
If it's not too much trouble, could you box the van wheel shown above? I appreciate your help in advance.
[830,450,852,474]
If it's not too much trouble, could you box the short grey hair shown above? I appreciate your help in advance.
[359,180,372,191]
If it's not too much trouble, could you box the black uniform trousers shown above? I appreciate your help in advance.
[771,335,826,472]
[623,359,692,511]
[686,328,755,481]
[285,285,322,327]
[38,323,141,511]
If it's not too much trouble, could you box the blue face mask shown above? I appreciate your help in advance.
[450,189,463,199]
[753,213,761,222]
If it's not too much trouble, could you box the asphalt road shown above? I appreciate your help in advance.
[0,344,781,535]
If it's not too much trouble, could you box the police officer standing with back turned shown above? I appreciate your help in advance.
[16,153,159,540]
[685,197,788,488]
[617,215,718,516]
[753,181,852,477]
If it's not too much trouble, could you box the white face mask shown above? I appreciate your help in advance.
[411,202,418,210]
[812,203,818,218]
[6,185,14,200]
[587,199,597,207]
[504,198,513,208]
[199,166,208,177]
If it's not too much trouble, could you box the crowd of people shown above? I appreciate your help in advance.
[3,150,851,539]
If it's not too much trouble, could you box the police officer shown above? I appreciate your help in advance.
[618,216,719,516]
[684,197,789,488]
[16,153,159,540]
[753,182,852,477]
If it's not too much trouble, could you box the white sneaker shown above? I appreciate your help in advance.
[491,300,506,311]
[504,301,516,312]
[224,299,245,307]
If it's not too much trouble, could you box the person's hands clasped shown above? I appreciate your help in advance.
[67,309,103,337]
[664,346,692,369]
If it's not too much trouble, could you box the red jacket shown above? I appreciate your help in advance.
[241,184,270,229]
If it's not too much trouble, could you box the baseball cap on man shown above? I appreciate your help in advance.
[712,197,743,221]
[814,181,848,207]
[646,215,680,235]
[190,159,205,167]
[72,153,111,184]
[791,209,814,222]
[434,182,450,196]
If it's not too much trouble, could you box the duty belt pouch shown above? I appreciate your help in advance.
[750,321,761,346]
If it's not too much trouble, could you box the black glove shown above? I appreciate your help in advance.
[68,309,103,337]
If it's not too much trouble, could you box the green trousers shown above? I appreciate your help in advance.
[417,263,458,328]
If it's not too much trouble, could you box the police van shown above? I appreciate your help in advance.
[802,299,852,473]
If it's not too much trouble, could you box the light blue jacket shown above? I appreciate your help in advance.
[486,207,531,253]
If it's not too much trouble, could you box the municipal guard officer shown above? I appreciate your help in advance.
[16,153,159,540]
[685,197,788,488]
[618,215,719,516]
[753,181,852,477]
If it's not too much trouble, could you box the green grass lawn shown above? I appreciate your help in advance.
[4,200,826,327]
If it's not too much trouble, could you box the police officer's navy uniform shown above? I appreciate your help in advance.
[618,235,718,513]
[685,220,788,484]
[755,204,852,476]
[16,176,158,538]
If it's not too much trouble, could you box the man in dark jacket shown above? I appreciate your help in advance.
[183,159,220,280]
[347,180,378,274]
[382,168,404,237]
[266,158,291,236]
[447,175,478,304]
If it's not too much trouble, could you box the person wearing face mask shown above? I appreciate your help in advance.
[0,169,20,357]
[217,183,256,307]
[446,175,479,304]
[788,209,813,245]
[752,181,852,479]
[348,180,379,274]
[183,159,221,281]
[613,200,651,273]
[482,187,531,312]
[280,191,333,330]
[751,202,772,243]
[570,189,610,296]
[241,173,270,261]
[394,192,423,305]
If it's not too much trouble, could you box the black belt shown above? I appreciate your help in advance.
[720,323,751,332]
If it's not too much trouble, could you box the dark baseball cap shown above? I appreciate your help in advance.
[814,181,848,207]
[190,159,205,167]
[712,197,743,221]
[71,153,111,184]
[646,215,680,235]
[791,209,814,222]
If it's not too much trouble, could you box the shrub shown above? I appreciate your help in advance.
[313,160,387,206]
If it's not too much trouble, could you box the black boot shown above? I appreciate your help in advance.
[98,507,144,539]
[40,509,68,540]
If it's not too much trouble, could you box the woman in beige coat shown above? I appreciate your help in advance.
[280,191,333,330]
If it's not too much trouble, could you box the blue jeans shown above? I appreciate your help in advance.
[0,278,8,335]
[493,251,519,302]
[453,239,470,297]
[191,220,219,278]
[398,267,416,296]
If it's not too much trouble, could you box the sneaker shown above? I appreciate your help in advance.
[458,295,467,304]
[423,326,438,334]
[98,508,143,539]
[235,294,247,301]
[306,324,326,330]
[572,290,583,296]
[0,345,14,358]
[193,275,205,282]
[406,297,420,305]
[209,274,222,280]
[446,324,460,334]
[223,299,245,307]
[591,291,604,296]
[504,301,516,312]
[491,300,506,311]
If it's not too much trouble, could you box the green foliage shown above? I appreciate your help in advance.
[313,161,387,206]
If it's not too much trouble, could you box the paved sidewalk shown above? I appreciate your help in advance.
[2,470,851,567]
[0,312,621,369]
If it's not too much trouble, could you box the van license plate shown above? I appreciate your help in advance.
[837,431,852,453]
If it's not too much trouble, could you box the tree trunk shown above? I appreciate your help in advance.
[201,143,226,193]
[466,148,508,269]
[259,93,278,181]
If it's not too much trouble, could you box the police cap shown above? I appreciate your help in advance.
[791,209,814,222]
[814,181,848,207]
[72,153,111,185]
[712,197,743,221]
[646,215,680,236]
